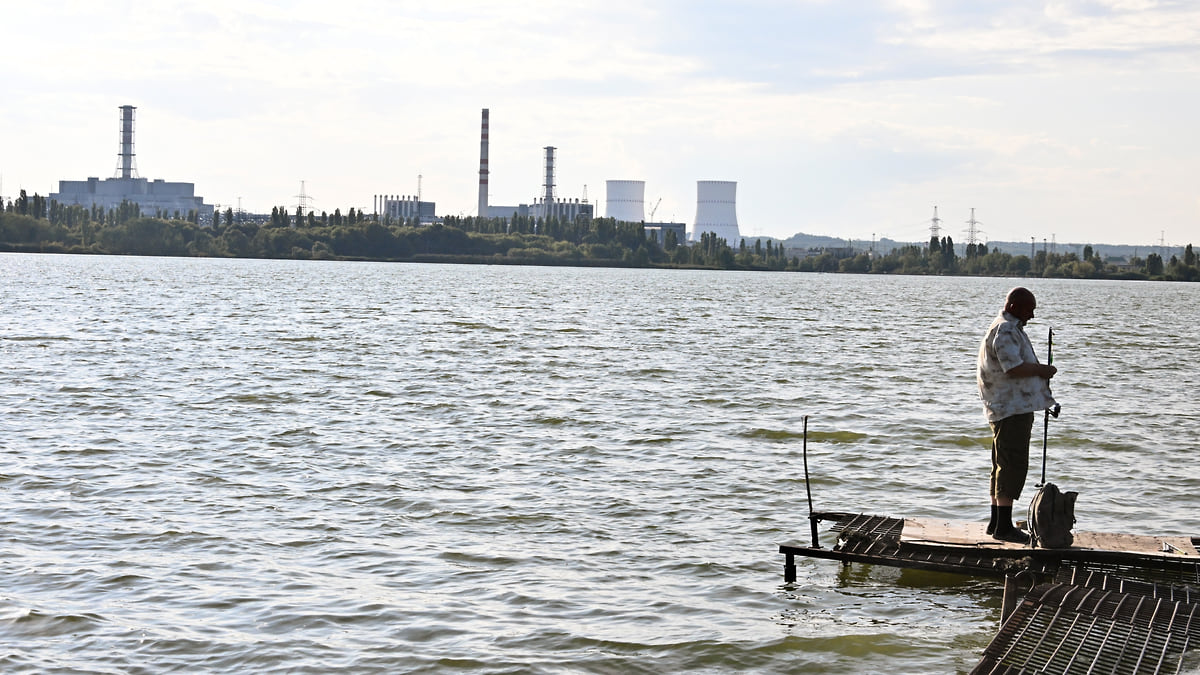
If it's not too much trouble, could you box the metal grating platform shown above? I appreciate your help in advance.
[1053,554,1200,589]
[1057,567,1200,604]
[972,576,1200,674]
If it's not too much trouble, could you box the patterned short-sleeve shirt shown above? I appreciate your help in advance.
[977,311,1056,422]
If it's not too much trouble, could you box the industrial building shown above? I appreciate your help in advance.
[50,106,214,221]
[643,223,688,247]
[373,194,436,223]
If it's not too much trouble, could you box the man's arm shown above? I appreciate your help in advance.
[1005,362,1057,379]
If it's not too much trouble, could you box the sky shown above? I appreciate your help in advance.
[3,0,1199,247]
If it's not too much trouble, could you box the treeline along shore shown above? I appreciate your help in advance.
[2,191,1196,280]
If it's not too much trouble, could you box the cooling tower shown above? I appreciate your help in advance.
[693,180,739,244]
[605,180,645,222]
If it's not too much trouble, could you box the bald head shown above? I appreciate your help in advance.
[1006,287,1034,306]
[1004,287,1037,324]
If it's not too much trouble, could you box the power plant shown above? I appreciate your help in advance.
[472,108,740,245]
[49,105,214,220]
[40,104,743,246]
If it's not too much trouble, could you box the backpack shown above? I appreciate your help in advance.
[1028,482,1078,549]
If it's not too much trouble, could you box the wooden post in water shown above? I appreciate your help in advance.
[1001,575,1019,623]
[1000,572,1034,623]
[802,416,820,549]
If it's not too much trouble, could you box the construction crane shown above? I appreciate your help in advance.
[649,197,662,221]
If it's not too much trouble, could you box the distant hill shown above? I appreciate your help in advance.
[770,232,915,253]
[752,232,1188,261]
[960,240,1185,261]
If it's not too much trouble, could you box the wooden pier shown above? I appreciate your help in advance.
[779,511,1200,674]
[780,511,1200,585]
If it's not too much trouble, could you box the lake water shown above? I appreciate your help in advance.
[2,253,1197,673]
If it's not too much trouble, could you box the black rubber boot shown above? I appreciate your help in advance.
[992,505,1029,544]
[992,527,1031,545]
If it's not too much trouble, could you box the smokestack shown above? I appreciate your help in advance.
[542,146,556,212]
[116,105,138,179]
[478,109,489,218]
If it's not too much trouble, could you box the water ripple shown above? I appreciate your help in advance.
[1,254,1197,673]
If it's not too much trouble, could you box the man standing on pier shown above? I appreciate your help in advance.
[977,287,1058,544]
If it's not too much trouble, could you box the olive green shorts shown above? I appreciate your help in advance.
[989,412,1035,501]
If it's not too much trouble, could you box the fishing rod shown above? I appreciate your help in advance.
[1036,327,1062,488]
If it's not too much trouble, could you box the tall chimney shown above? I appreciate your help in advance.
[478,108,489,218]
[542,146,556,215]
[116,105,138,179]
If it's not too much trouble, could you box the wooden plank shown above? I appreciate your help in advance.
[1071,532,1199,557]
[900,518,1029,550]
[899,517,1200,557]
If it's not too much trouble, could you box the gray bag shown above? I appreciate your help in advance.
[1028,482,1077,549]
